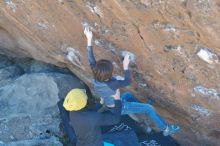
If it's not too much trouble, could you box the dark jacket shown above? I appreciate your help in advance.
[87,46,131,106]
[69,100,122,146]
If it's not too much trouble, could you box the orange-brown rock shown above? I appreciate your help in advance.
[0,0,220,145]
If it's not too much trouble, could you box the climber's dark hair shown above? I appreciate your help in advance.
[92,59,113,82]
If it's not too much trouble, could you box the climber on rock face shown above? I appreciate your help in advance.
[63,88,122,146]
[84,27,180,136]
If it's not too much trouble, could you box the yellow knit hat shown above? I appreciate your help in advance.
[63,88,88,111]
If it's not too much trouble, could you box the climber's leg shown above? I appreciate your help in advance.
[121,93,167,130]
[122,102,167,130]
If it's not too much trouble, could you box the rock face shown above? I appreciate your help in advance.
[0,0,220,145]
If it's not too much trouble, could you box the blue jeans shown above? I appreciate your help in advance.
[121,92,167,130]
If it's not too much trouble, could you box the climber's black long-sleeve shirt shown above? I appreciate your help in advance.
[69,100,122,146]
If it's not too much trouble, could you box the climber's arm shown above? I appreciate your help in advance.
[84,27,96,68]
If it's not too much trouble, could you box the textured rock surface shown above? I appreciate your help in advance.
[0,0,220,145]
[0,136,62,146]
[0,55,90,145]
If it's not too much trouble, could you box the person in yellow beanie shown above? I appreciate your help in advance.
[64,89,122,146]
[57,78,95,146]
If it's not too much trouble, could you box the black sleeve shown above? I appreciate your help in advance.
[108,70,131,90]
[57,100,77,144]
[96,100,122,126]
[87,46,96,69]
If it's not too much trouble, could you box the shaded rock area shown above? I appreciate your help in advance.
[0,0,220,145]
[0,54,86,146]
